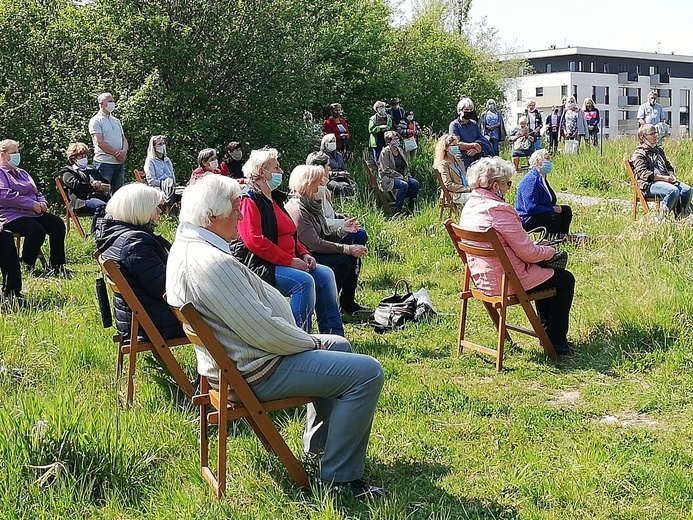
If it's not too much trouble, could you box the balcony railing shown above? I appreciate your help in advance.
[650,74,670,85]
[618,72,639,83]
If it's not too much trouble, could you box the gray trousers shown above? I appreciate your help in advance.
[252,335,384,483]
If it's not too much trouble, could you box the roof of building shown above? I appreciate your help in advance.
[506,46,693,64]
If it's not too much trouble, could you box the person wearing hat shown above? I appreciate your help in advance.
[387,97,406,126]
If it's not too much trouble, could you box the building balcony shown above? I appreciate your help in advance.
[618,72,639,83]
[659,97,671,108]
[618,96,641,107]
[650,74,670,85]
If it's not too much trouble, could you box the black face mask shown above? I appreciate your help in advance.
[461,110,477,121]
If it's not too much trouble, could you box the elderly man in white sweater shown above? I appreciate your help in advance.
[166,175,386,499]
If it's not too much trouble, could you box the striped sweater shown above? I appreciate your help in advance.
[166,222,319,385]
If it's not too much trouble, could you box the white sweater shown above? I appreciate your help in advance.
[166,222,319,384]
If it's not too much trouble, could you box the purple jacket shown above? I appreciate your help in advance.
[0,166,47,224]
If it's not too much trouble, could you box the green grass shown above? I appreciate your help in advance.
[2,139,693,518]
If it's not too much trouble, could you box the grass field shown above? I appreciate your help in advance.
[2,139,693,519]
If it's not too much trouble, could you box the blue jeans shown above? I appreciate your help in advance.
[340,227,368,246]
[392,177,420,213]
[488,137,500,156]
[253,335,384,483]
[94,162,125,193]
[274,264,344,335]
[646,181,693,215]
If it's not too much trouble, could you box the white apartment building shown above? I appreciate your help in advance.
[504,46,693,138]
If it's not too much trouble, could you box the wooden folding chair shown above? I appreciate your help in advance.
[133,169,147,184]
[625,159,661,220]
[170,301,314,498]
[361,158,394,215]
[94,252,195,405]
[434,167,457,220]
[13,233,47,269]
[444,219,558,371]
[54,177,88,239]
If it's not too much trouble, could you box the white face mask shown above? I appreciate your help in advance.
[314,185,327,200]
[155,145,166,155]
[75,157,88,169]
[208,159,219,169]
[326,142,337,152]
[105,101,116,113]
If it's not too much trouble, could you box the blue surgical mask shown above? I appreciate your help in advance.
[540,161,553,174]
[267,172,283,190]
[391,140,400,148]
[449,145,460,156]
[378,108,387,115]
[488,104,496,110]
[8,153,20,168]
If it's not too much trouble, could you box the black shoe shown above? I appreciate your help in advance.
[44,265,74,280]
[340,303,370,314]
[554,343,575,356]
[329,479,388,500]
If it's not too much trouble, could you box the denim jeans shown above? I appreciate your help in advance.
[646,181,693,215]
[340,227,368,246]
[488,137,500,156]
[253,335,384,483]
[274,264,344,335]
[93,162,125,193]
[392,177,420,213]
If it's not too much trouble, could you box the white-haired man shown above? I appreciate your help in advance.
[166,175,386,499]
[88,92,128,192]
[448,97,491,169]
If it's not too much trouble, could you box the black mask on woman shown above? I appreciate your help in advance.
[462,110,477,121]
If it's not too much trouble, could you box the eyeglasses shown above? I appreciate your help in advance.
[501,180,512,188]
[645,131,658,136]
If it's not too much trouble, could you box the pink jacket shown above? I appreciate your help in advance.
[458,189,555,296]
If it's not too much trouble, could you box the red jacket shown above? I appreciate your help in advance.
[322,116,351,151]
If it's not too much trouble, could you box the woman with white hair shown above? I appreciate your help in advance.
[459,157,575,355]
[188,148,223,185]
[319,134,354,196]
[509,116,535,172]
[286,165,367,313]
[515,149,573,237]
[479,99,506,156]
[559,96,588,153]
[95,183,183,342]
[167,175,386,499]
[368,100,394,161]
[231,147,344,336]
[144,135,184,207]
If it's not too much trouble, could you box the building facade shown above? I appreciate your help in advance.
[505,47,693,138]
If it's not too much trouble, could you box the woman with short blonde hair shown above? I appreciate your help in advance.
[434,134,470,213]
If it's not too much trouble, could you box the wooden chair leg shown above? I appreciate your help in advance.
[496,306,507,372]
[150,343,195,398]
[519,300,557,360]
[115,339,124,381]
[216,380,229,498]
[126,345,137,406]
[458,298,469,357]
[483,302,512,343]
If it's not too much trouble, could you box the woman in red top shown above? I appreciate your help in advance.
[322,103,351,153]
[188,148,225,185]
[234,147,343,335]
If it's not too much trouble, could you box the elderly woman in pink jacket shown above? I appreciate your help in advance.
[459,157,576,355]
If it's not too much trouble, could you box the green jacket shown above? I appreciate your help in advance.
[368,114,394,148]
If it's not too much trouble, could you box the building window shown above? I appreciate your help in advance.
[590,62,595,72]
[536,87,544,97]
[681,89,690,108]
[569,61,576,72]
[603,63,610,73]
[578,61,583,72]
[517,89,522,101]
[649,65,659,75]
[519,66,525,76]
[592,86,610,104]
[604,110,609,128]
[636,64,640,74]
[545,63,552,73]
[666,67,671,74]
[618,63,627,73]
[572,85,578,99]
[561,85,568,97]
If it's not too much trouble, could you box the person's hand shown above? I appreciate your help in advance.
[588,125,594,130]
[33,201,43,214]
[100,183,111,192]
[380,125,388,131]
[553,205,562,213]
[290,257,309,271]
[466,147,478,156]
[340,133,348,138]
[302,254,317,270]
[349,245,368,258]
[669,174,677,183]
[341,218,359,234]
[114,150,127,163]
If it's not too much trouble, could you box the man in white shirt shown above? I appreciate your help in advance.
[88,92,128,192]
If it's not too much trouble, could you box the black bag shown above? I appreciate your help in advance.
[538,250,568,270]
[95,276,113,328]
[368,279,417,333]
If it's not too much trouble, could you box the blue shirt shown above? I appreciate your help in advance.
[515,167,557,226]
[143,156,175,187]
[636,102,665,125]
[447,118,490,168]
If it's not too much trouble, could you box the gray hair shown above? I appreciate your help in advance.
[197,148,217,168]
[320,133,336,151]
[306,151,329,167]
[466,157,514,189]
[97,92,112,104]
[518,116,528,124]
[242,147,279,181]
[637,124,655,142]
[179,174,242,228]
[457,97,474,113]
[529,149,550,168]
[373,100,386,112]
[105,183,162,226]
[288,165,325,198]
[146,135,166,161]
[526,99,536,108]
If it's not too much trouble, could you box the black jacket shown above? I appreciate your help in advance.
[94,218,183,342]
[60,164,109,212]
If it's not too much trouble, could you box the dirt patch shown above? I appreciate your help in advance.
[597,412,660,429]
[548,389,581,407]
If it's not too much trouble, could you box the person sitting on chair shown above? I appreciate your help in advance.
[166,174,386,499]
[433,134,471,214]
[515,149,573,239]
[459,157,575,355]
[631,124,692,218]
[377,131,419,215]
[143,135,185,208]
[509,117,535,172]
[0,226,23,305]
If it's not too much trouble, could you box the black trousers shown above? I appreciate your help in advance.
[0,230,22,296]
[531,268,575,346]
[3,213,66,268]
[311,252,360,308]
[524,205,573,236]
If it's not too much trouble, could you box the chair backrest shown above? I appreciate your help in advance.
[444,218,526,298]
[169,302,265,409]
[361,159,378,188]
[54,176,71,208]
[133,169,146,184]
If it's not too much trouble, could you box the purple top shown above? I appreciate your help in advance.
[0,165,47,224]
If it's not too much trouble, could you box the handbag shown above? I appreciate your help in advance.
[95,275,113,328]
[564,139,578,155]
[537,250,568,270]
[367,279,417,333]
[403,137,418,152]
[513,136,532,151]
